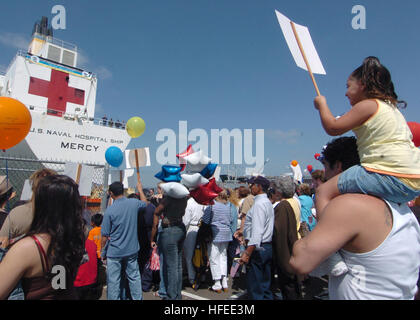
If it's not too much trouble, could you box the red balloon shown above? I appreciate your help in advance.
[177,145,194,172]
[314,153,321,161]
[407,122,420,147]
[207,178,223,194]
[307,165,313,173]
[190,184,218,205]
[189,178,223,205]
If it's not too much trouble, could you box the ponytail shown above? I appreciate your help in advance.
[351,56,407,108]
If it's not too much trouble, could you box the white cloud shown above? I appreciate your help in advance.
[0,32,29,50]
[266,129,302,144]
[76,49,112,80]
[76,49,90,68]
[94,66,112,80]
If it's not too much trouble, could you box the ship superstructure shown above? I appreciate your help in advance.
[0,17,131,165]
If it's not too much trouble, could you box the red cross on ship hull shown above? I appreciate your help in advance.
[28,69,85,117]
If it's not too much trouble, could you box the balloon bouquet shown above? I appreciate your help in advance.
[105,116,146,180]
[154,145,222,204]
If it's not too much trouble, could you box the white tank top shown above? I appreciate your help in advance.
[329,201,420,300]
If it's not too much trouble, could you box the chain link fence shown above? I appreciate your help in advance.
[0,156,108,212]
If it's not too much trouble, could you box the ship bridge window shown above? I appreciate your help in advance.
[47,45,61,63]
[62,50,75,67]
[75,89,84,98]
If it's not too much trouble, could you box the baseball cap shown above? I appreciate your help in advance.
[247,176,270,189]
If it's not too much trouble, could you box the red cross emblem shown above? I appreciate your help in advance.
[28,69,85,117]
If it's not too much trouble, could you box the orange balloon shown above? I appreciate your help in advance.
[0,97,32,150]
[291,160,298,167]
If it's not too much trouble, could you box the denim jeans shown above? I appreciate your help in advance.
[157,230,167,298]
[246,243,273,300]
[107,253,143,300]
[338,165,420,204]
[158,224,186,300]
[0,248,24,300]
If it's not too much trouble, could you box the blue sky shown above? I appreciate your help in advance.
[1,0,420,187]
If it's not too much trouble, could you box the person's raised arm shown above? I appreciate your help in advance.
[136,176,148,203]
[314,96,378,136]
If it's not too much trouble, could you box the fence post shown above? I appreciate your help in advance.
[100,163,110,213]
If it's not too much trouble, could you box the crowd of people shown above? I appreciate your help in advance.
[101,116,125,129]
[0,56,419,300]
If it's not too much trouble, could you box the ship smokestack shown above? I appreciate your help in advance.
[32,16,53,38]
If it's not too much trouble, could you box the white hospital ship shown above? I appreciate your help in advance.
[0,17,131,165]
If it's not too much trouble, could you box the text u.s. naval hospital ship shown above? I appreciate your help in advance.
[0,17,131,166]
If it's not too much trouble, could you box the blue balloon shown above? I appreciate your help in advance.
[105,146,124,167]
[155,165,182,182]
[200,163,218,179]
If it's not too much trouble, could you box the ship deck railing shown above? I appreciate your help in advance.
[28,105,126,130]
[2,51,96,79]
[45,36,78,52]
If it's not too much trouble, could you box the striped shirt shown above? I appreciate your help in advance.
[202,201,232,243]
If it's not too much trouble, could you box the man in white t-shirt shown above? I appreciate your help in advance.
[290,137,420,300]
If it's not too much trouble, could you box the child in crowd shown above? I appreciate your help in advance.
[88,214,107,289]
[88,214,103,259]
[315,56,420,215]
[312,56,420,277]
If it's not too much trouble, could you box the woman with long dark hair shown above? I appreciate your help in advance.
[0,175,85,299]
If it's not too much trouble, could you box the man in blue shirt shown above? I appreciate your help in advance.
[101,180,147,300]
[238,176,274,300]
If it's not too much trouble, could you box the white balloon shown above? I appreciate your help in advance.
[183,150,211,173]
[290,164,303,184]
[181,173,209,189]
[161,182,190,199]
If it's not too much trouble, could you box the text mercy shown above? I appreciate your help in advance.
[61,142,99,152]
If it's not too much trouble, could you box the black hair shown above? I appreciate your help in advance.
[351,56,407,108]
[267,185,276,199]
[28,175,85,284]
[322,136,361,171]
[0,187,13,207]
[109,181,124,197]
[127,193,140,200]
[91,213,103,227]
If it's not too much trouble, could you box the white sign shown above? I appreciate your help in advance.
[108,169,137,189]
[125,148,151,169]
[275,10,326,75]
[20,179,32,201]
[63,162,95,196]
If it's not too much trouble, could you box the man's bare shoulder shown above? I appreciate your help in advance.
[322,194,392,253]
[319,193,389,234]
[324,193,387,217]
